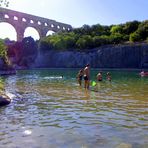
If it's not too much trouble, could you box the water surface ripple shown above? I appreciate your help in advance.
[0,69,148,148]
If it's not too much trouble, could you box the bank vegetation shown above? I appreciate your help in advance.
[40,20,148,51]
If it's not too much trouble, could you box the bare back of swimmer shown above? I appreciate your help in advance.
[83,64,90,89]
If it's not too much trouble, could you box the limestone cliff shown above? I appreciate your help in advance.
[33,43,148,69]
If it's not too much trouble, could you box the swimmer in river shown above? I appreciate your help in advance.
[76,69,84,86]
[97,71,102,81]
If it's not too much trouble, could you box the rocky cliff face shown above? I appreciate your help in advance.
[33,43,148,69]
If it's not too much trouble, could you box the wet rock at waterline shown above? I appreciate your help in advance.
[0,95,11,106]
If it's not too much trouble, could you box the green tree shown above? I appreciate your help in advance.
[129,32,141,42]
[39,39,53,52]
[123,20,140,35]
[51,35,66,50]
[136,20,148,40]
[81,24,91,35]
[109,33,124,44]
[12,37,38,67]
[0,39,10,65]
[76,35,93,49]
[0,0,9,7]
[93,35,111,47]
[0,40,7,58]
[110,25,123,34]
[91,24,110,36]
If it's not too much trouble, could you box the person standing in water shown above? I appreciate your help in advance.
[97,71,103,81]
[76,69,84,86]
[106,72,111,81]
[83,64,90,89]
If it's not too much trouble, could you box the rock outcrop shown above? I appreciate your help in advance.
[0,95,11,106]
[33,43,148,68]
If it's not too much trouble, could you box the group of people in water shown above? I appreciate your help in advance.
[76,64,111,89]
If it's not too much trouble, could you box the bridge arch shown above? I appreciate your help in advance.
[0,7,73,41]
[0,22,17,40]
[46,30,55,36]
[24,27,40,40]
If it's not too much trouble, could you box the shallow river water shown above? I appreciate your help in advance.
[0,69,148,148]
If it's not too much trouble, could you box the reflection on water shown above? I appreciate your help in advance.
[0,69,148,148]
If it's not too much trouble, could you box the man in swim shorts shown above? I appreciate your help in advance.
[83,64,90,89]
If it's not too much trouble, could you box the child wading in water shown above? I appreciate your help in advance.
[77,69,84,86]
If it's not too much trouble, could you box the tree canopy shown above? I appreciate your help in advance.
[0,39,10,65]
[0,0,9,7]
[40,20,148,51]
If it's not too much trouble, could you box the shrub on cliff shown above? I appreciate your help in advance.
[0,40,7,58]
[93,35,111,46]
[130,20,148,42]
[136,20,148,40]
[110,25,123,34]
[11,37,38,67]
[123,20,140,35]
[41,32,77,51]
[76,35,94,49]
[130,32,141,42]
[0,40,10,66]
[109,33,125,44]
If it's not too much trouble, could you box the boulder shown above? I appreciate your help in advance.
[0,95,11,106]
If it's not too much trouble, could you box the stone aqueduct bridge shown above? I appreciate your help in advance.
[0,7,73,41]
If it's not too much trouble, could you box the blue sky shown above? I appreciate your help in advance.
[0,0,148,40]
[9,0,148,27]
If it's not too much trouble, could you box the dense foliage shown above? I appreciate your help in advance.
[0,0,9,7]
[0,39,9,65]
[0,39,7,58]
[0,37,38,69]
[40,20,148,51]
[11,36,38,67]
